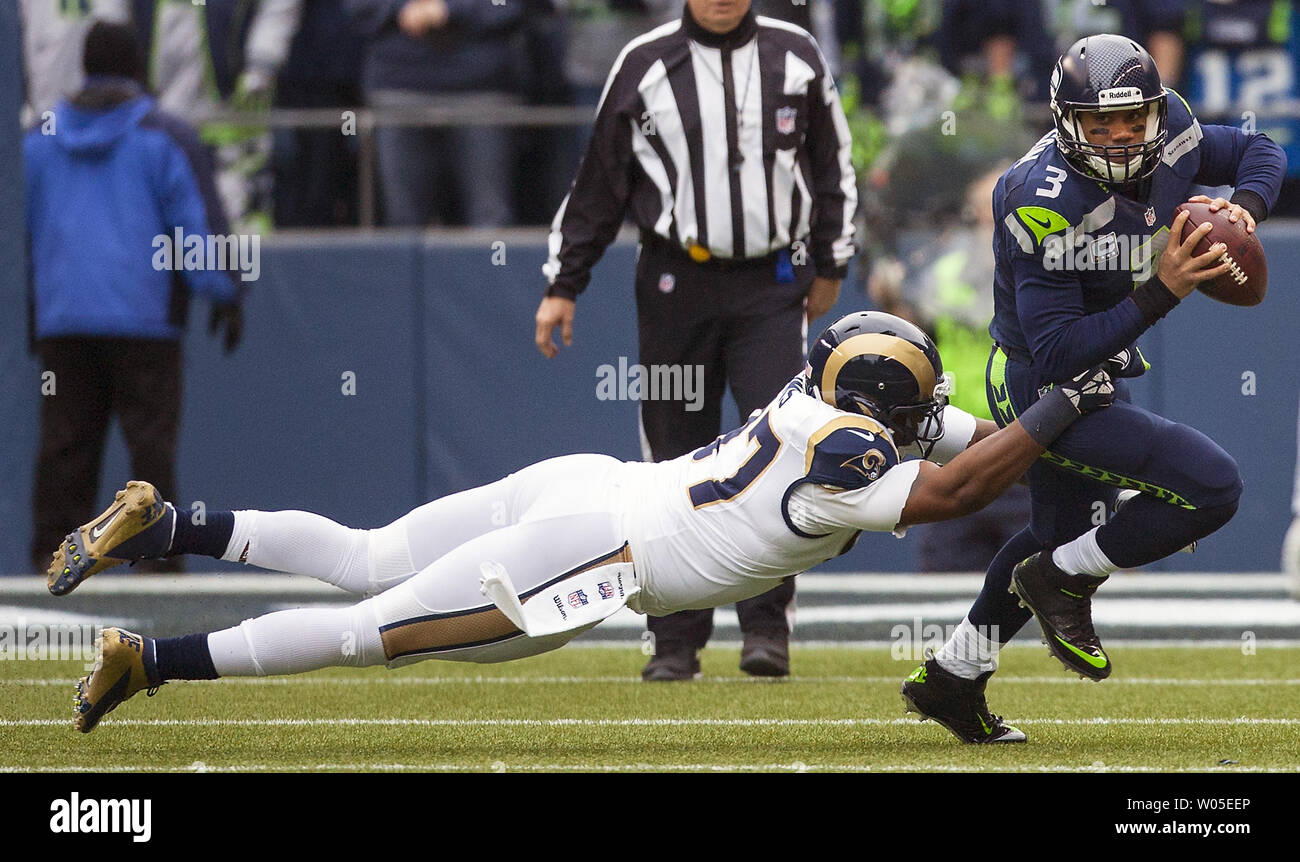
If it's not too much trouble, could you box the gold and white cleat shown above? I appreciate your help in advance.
[74,627,163,733]
[47,481,174,596]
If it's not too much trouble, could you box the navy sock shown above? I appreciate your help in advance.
[969,526,1040,641]
[168,510,235,558]
[154,632,219,681]
[1097,494,1239,569]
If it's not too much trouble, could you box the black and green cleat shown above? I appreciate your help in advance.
[901,658,1025,744]
[1011,551,1111,680]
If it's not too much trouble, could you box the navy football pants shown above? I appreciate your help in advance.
[970,347,1242,640]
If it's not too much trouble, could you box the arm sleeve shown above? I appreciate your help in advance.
[1195,124,1287,221]
[804,40,858,280]
[541,58,640,299]
[792,460,922,537]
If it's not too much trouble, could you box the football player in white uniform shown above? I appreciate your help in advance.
[48,312,1115,734]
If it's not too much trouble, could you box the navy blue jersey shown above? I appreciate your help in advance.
[989,90,1285,387]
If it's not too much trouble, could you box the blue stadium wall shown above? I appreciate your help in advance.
[2,224,1298,575]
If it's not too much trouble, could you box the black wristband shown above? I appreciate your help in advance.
[1229,189,1268,225]
[1019,387,1079,448]
[1128,275,1181,326]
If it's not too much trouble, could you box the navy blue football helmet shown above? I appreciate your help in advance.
[807,311,948,452]
[1050,34,1168,186]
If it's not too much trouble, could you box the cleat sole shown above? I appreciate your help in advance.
[46,482,168,596]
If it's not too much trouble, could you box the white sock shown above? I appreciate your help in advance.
[220,511,257,563]
[934,616,1000,680]
[1051,527,1119,577]
[207,604,385,676]
[219,510,393,594]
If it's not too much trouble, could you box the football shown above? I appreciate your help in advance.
[1173,201,1267,306]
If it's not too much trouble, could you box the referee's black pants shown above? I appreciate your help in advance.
[635,239,809,652]
[31,337,182,571]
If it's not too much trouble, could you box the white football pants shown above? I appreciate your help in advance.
[205,455,631,676]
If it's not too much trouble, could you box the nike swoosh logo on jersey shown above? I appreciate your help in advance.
[90,505,125,541]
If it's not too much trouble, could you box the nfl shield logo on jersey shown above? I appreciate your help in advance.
[658,273,675,294]
[1145,206,1156,226]
[776,106,797,135]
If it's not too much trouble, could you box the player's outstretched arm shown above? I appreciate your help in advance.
[967,417,999,446]
[897,367,1113,527]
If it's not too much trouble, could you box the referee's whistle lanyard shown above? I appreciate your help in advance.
[687,47,756,174]
[683,7,759,172]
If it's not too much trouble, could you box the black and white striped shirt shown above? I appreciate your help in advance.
[543,7,857,299]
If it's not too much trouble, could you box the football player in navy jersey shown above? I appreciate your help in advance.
[903,34,1287,743]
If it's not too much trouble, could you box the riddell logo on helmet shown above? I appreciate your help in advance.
[1098,87,1143,107]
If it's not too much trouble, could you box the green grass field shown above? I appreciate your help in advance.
[2,644,1297,773]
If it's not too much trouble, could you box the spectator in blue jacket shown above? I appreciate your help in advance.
[25,21,242,573]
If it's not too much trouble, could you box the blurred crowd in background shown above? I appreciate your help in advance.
[19,0,1300,234]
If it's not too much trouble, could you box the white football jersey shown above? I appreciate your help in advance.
[617,376,933,615]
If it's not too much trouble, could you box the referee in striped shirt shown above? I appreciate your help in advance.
[535,0,857,681]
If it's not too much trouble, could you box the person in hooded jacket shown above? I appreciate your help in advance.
[24,21,241,573]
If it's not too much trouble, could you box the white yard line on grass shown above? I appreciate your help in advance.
[4,717,1299,728]
[5,675,1300,686]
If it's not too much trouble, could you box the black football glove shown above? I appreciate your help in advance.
[1105,347,1147,379]
[1041,365,1115,415]
[209,301,244,353]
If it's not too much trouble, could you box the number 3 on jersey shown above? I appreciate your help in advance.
[1035,165,1066,199]
[688,412,783,508]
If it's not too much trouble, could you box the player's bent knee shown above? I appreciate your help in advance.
[1162,423,1243,509]
[1200,446,1243,509]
